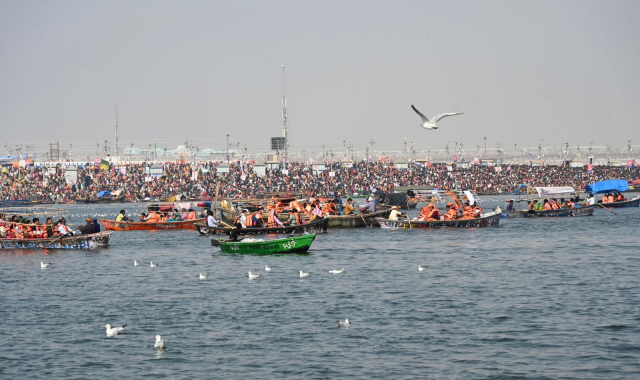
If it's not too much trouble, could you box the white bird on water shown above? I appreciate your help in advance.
[328,268,344,274]
[419,265,425,272]
[150,262,158,267]
[265,265,272,271]
[299,270,310,278]
[411,105,463,130]
[154,335,166,349]
[199,273,209,280]
[41,262,51,269]
[105,324,127,337]
[134,260,140,266]
[248,271,262,280]
[337,319,350,328]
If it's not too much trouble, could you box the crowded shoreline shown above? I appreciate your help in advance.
[2,161,639,203]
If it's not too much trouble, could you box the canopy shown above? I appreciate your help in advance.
[98,190,111,197]
[534,187,576,197]
[381,192,408,207]
[585,179,630,194]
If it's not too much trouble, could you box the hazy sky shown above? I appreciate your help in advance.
[1,0,639,159]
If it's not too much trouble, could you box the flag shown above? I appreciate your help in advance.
[100,159,110,170]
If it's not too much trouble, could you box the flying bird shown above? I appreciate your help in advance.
[299,270,310,278]
[154,335,166,349]
[328,268,345,274]
[337,319,350,328]
[411,105,463,130]
[41,262,51,269]
[105,324,127,337]
[248,271,262,280]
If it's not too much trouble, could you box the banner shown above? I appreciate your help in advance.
[100,159,110,170]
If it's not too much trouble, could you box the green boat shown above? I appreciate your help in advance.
[212,233,316,254]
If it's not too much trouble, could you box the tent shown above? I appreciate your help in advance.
[98,190,111,197]
[585,179,630,194]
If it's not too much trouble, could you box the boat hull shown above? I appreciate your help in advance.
[328,210,391,228]
[215,233,316,254]
[100,218,203,230]
[597,198,640,208]
[501,206,596,218]
[195,217,328,235]
[0,231,113,249]
[375,212,501,229]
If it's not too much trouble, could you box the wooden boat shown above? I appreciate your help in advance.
[501,205,596,218]
[0,231,113,249]
[376,212,501,229]
[99,218,203,231]
[327,209,390,228]
[212,233,316,254]
[195,217,328,235]
[596,197,640,208]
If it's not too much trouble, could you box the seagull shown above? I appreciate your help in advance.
[40,262,51,269]
[150,262,158,267]
[105,324,127,337]
[199,273,209,280]
[154,335,166,349]
[134,260,140,266]
[419,265,425,272]
[248,271,262,280]
[337,319,350,328]
[265,265,272,271]
[299,270,310,278]
[411,105,463,130]
[328,268,345,274]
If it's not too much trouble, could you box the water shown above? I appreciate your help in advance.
[1,197,640,379]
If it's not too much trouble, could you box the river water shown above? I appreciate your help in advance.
[1,196,639,379]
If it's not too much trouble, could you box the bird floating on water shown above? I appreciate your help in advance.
[41,262,51,269]
[105,324,127,337]
[154,335,166,349]
[265,265,272,271]
[329,268,344,274]
[150,262,158,267]
[299,270,310,278]
[419,265,425,272]
[248,271,262,280]
[337,319,350,328]
[199,273,209,280]
[411,104,463,130]
[134,260,140,266]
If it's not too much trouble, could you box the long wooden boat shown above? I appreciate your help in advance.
[0,231,113,249]
[596,197,640,208]
[501,205,596,218]
[195,217,328,235]
[328,209,391,228]
[99,218,203,231]
[376,212,501,229]
[212,233,316,254]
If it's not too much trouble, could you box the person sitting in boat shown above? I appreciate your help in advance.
[181,208,188,220]
[615,192,625,202]
[206,209,220,227]
[585,193,595,205]
[444,204,459,220]
[57,218,74,236]
[310,203,324,221]
[602,194,613,203]
[422,204,442,221]
[115,210,132,222]
[93,219,101,233]
[251,208,265,228]
[505,200,514,211]
[233,209,249,229]
[287,208,302,226]
[267,208,284,228]
[388,206,406,221]
[418,204,431,220]
[186,209,198,220]
[45,217,56,237]
[322,200,340,216]
[79,217,97,235]
[29,218,47,238]
[143,210,160,223]
[360,196,378,213]
[289,199,302,213]
[344,198,357,215]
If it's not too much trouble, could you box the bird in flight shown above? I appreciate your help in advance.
[411,105,463,130]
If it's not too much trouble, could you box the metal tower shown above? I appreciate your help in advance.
[282,61,288,162]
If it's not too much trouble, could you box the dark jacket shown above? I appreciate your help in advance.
[79,222,97,235]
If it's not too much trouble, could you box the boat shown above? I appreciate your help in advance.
[99,218,203,231]
[500,186,595,217]
[211,233,316,254]
[195,217,328,235]
[0,231,113,249]
[375,212,501,229]
[377,192,418,210]
[327,209,391,228]
[585,179,639,208]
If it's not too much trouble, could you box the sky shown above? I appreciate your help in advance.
[1,0,639,160]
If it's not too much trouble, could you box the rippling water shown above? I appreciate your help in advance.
[1,196,639,379]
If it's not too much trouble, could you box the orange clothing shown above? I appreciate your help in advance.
[146,211,160,223]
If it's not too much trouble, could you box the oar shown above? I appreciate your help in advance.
[44,226,82,248]
[358,212,370,228]
[595,202,618,215]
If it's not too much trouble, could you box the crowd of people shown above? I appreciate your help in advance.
[1,160,639,203]
[0,214,101,239]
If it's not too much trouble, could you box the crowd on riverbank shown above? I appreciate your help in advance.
[1,161,639,202]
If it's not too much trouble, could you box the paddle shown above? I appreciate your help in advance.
[358,212,370,228]
[44,226,82,248]
[595,202,618,216]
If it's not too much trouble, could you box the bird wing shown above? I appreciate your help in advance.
[432,112,463,123]
[411,105,429,123]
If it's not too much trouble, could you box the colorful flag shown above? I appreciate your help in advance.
[100,159,110,170]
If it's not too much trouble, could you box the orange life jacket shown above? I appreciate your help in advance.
[187,211,197,220]
[267,211,280,227]
[146,212,160,223]
[245,213,255,227]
